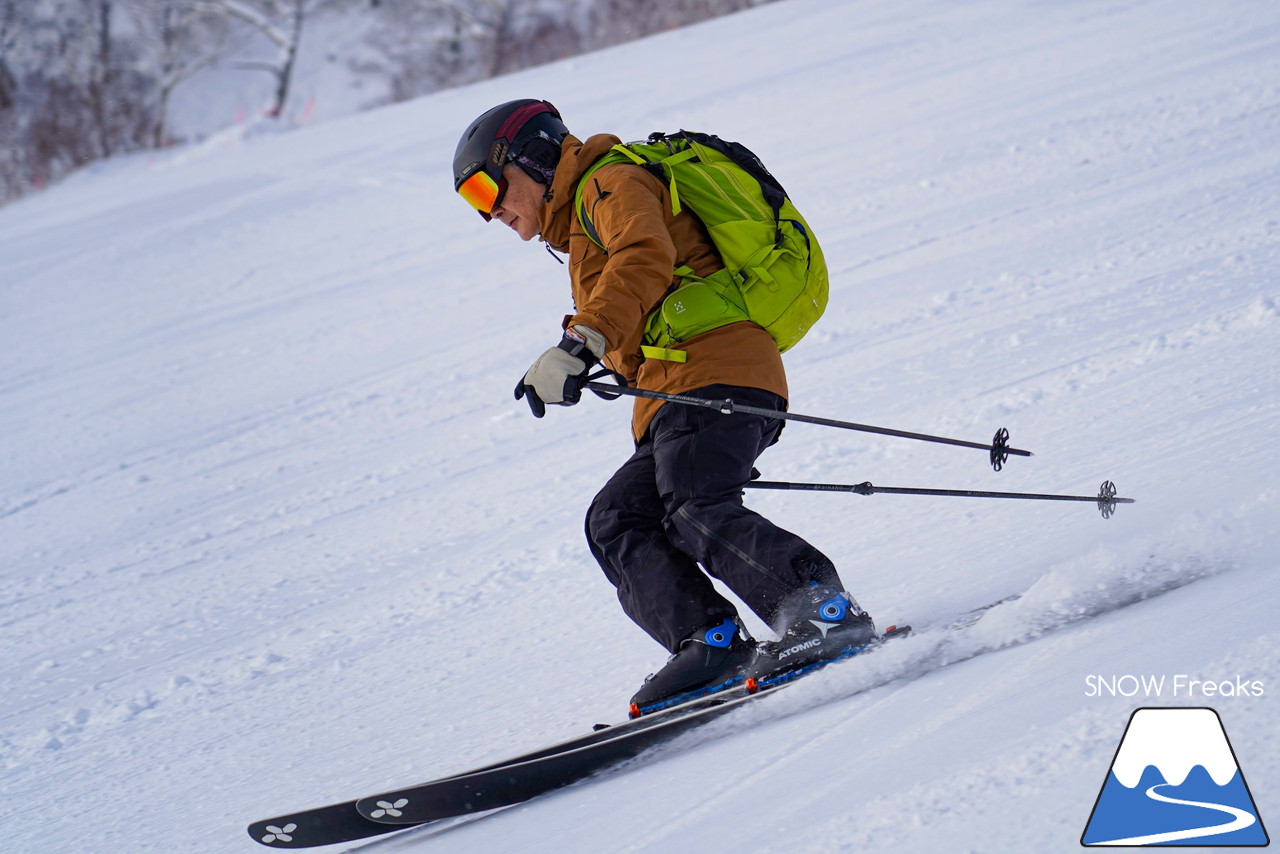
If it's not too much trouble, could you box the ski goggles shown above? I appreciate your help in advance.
[456,168,506,221]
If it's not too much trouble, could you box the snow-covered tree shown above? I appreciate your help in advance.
[190,0,332,118]
[0,1,18,110]
[354,0,583,104]
[124,1,229,146]
[0,0,775,203]
[586,0,766,50]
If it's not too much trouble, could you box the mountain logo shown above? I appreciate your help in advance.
[1082,707,1269,847]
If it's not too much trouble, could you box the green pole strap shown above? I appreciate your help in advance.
[640,345,687,362]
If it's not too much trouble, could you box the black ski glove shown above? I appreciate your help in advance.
[514,325,607,418]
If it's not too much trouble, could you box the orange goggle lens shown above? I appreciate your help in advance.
[457,170,504,218]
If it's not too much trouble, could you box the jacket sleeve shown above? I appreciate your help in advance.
[569,165,677,359]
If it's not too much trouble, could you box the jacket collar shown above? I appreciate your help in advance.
[539,133,622,252]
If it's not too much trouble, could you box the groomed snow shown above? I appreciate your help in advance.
[1,0,1277,852]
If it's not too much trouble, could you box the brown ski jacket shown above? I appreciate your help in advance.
[539,133,788,441]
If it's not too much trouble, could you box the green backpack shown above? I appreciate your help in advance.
[573,131,828,362]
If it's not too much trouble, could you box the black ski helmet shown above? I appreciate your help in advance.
[453,99,568,220]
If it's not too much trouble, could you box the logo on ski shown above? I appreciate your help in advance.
[1081,707,1269,847]
[260,823,297,844]
[369,798,408,819]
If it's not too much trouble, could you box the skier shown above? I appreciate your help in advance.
[452,99,877,710]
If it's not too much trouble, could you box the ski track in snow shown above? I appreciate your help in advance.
[2,0,1279,852]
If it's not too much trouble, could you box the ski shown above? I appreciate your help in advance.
[353,625,922,827]
[354,686,771,826]
[246,685,745,847]
[246,624,911,848]
[244,592,1017,848]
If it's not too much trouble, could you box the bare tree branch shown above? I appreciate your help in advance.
[186,0,327,116]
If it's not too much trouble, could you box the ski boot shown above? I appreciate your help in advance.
[629,617,755,717]
[746,586,877,688]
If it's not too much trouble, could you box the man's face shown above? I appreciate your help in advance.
[490,164,546,241]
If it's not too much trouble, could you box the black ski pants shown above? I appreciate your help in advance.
[585,385,843,652]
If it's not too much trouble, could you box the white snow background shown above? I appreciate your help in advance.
[2,0,1278,852]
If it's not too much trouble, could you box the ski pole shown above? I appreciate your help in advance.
[744,479,1135,519]
[586,378,1032,471]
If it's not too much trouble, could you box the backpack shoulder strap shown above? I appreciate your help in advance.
[573,147,635,250]
[573,141,698,249]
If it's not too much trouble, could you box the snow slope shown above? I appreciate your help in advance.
[2,0,1278,852]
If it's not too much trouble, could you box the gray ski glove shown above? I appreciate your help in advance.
[514,325,607,418]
